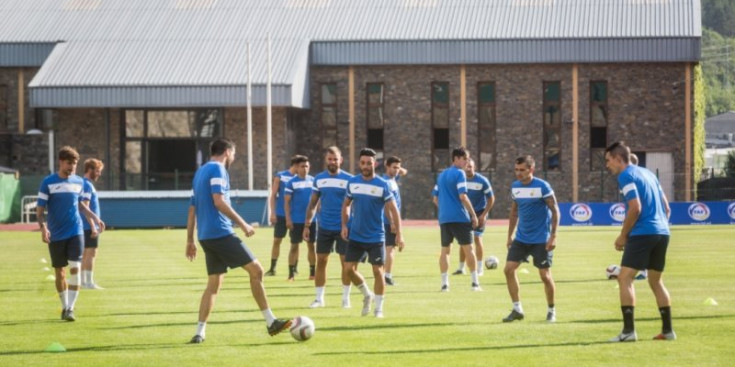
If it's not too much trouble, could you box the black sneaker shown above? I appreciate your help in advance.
[452,269,465,275]
[265,269,276,276]
[440,284,449,292]
[61,309,66,320]
[267,318,292,336]
[385,276,395,286]
[502,310,524,323]
[189,335,205,344]
[64,309,76,322]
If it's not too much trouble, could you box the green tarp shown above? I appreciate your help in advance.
[0,172,20,223]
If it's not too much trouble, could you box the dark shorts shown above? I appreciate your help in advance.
[507,240,553,269]
[274,216,288,239]
[49,235,84,268]
[84,229,99,248]
[199,234,256,275]
[621,235,670,272]
[290,222,316,244]
[474,210,486,237]
[316,228,348,255]
[345,240,385,265]
[384,224,397,247]
[440,222,473,247]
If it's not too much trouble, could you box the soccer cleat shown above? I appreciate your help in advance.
[286,276,295,282]
[189,335,205,344]
[608,331,638,342]
[63,309,76,322]
[477,269,484,277]
[361,293,374,316]
[374,310,384,318]
[264,269,276,276]
[385,276,395,286]
[309,300,324,308]
[452,269,465,275]
[546,311,556,323]
[653,331,677,340]
[61,309,66,320]
[635,273,647,280]
[502,310,525,323]
[342,299,351,309]
[82,283,104,290]
[471,283,482,291]
[440,284,449,292]
[267,318,292,336]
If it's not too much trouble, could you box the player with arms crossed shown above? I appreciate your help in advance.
[605,141,675,342]
[37,146,104,321]
[341,148,404,318]
[186,139,291,344]
[504,155,559,323]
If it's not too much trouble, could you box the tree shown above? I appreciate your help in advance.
[726,151,735,178]
[703,0,735,37]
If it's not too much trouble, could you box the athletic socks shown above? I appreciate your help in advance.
[342,285,351,301]
[58,291,68,310]
[82,270,90,285]
[68,290,79,310]
[457,262,465,271]
[441,273,449,287]
[288,265,296,278]
[470,271,479,285]
[548,304,555,314]
[269,259,277,272]
[621,306,635,333]
[262,309,276,327]
[513,301,524,314]
[196,321,207,338]
[477,261,483,270]
[357,283,371,297]
[375,295,384,313]
[315,287,325,303]
[659,306,673,334]
[310,265,315,277]
[385,272,393,279]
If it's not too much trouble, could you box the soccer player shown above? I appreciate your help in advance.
[81,158,105,289]
[605,142,675,342]
[284,155,316,281]
[265,157,298,276]
[304,147,354,308]
[341,148,403,318]
[629,153,648,281]
[382,156,407,286]
[435,147,480,292]
[186,139,291,344]
[37,146,105,321]
[462,158,495,276]
[503,155,559,323]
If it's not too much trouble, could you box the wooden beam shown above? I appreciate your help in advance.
[348,66,355,173]
[684,63,692,201]
[460,65,466,147]
[17,69,24,133]
[572,64,579,202]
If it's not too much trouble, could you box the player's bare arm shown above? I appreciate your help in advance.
[480,194,495,225]
[507,201,518,248]
[213,193,255,237]
[303,193,320,241]
[545,194,560,251]
[79,200,101,238]
[269,176,280,224]
[340,197,352,241]
[385,200,404,251]
[185,205,197,261]
[459,193,478,228]
[615,198,641,251]
[36,206,50,244]
[284,194,294,230]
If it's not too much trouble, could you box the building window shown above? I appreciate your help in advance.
[122,109,222,190]
[321,83,338,149]
[432,82,450,171]
[366,83,385,159]
[0,85,8,132]
[477,82,496,172]
[590,81,608,171]
[543,82,561,170]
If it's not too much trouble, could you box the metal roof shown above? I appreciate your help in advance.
[0,0,702,108]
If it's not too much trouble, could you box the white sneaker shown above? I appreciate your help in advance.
[608,331,637,342]
[309,300,324,308]
[546,311,556,323]
[361,293,374,316]
[440,284,449,292]
[477,269,484,276]
[342,299,351,309]
[471,283,482,291]
[374,310,384,318]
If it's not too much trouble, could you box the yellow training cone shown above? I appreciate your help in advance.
[42,267,50,272]
[45,342,66,352]
[519,268,530,274]
[703,297,718,306]
[40,258,48,263]
[45,275,56,281]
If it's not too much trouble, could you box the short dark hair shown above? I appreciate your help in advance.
[451,147,468,160]
[515,155,535,168]
[605,141,630,164]
[210,139,235,156]
[386,156,401,166]
[58,146,79,162]
[359,148,377,158]
[325,146,342,156]
[292,155,309,165]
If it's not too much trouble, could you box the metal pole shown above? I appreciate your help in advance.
[266,35,273,222]
[247,41,253,191]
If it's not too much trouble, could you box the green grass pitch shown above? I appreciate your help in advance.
[1,225,733,366]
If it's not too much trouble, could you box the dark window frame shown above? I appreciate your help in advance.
[320,83,338,149]
[543,81,562,171]
[366,82,385,152]
[431,81,450,172]
[0,85,8,132]
[589,80,608,171]
[477,82,496,172]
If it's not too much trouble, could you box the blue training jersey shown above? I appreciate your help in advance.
[436,166,470,224]
[511,177,554,244]
[284,174,314,224]
[191,161,235,241]
[618,165,670,236]
[346,175,394,243]
[313,170,352,231]
[382,174,401,225]
[274,169,295,217]
[466,173,493,213]
[82,178,101,231]
[37,173,85,241]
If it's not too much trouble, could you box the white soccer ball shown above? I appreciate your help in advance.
[290,316,315,342]
[606,264,621,279]
[485,256,500,270]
